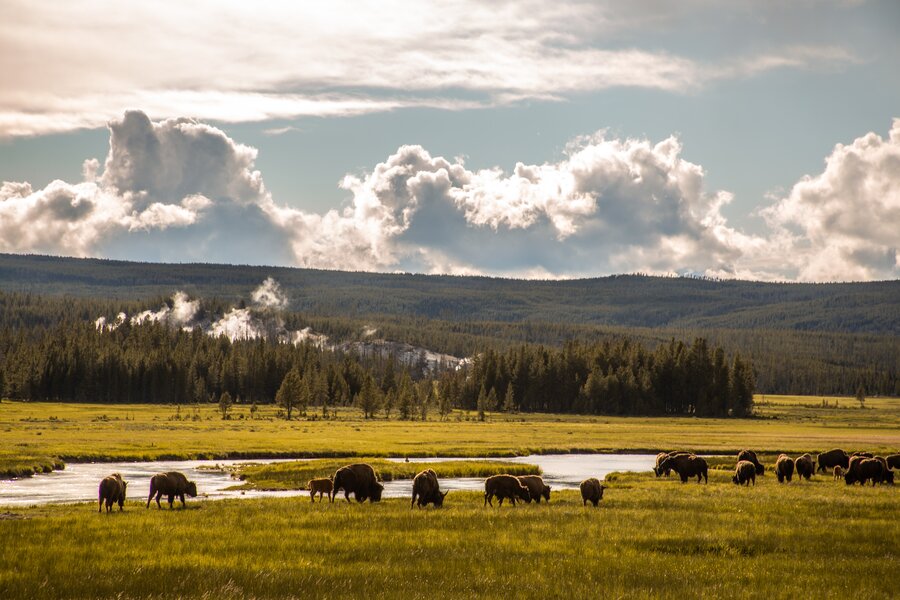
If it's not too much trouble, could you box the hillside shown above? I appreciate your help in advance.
[1,253,897,334]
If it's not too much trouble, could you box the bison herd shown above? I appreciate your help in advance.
[98,449,896,514]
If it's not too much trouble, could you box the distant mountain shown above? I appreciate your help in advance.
[1,253,896,335]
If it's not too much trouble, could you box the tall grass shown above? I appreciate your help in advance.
[1,470,897,599]
[231,459,541,490]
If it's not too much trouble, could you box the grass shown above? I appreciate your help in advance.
[1,394,898,476]
[231,459,541,490]
[1,470,897,599]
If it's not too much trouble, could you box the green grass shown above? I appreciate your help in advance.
[2,470,897,599]
[2,395,898,475]
[231,459,541,490]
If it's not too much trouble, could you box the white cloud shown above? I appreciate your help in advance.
[0,1,858,137]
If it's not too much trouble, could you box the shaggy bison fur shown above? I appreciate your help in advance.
[98,473,127,513]
[411,469,447,508]
[732,460,756,486]
[875,457,894,485]
[484,474,531,507]
[851,458,888,486]
[886,454,900,470]
[794,454,815,481]
[146,472,197,509]
[307,477,333,502]
[580,478,604,507]
[517,475,551,503]
[775,454,794,483]
[330,463,384,503]
[655,451,691,477]
[816,449,849,473]
[737,450,765,475]
[657,454,708,484]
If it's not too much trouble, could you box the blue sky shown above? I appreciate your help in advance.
[1,1,898,280]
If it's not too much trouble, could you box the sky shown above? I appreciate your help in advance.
[0,1,898,281]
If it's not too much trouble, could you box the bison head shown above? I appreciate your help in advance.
[657,458,672,476]
[732,474,741,485]
[370,482,384,502]
[517,485,531,502]
[541,485,551,502]
[434,490,448,507]
[186,481,198,497]
[755,463,766,475]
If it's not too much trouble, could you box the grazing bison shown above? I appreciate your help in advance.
[657,454,708,484]
[844,455,867,485]
[732,460,756,486]
[833,466,844,480]
[775,454,794,483]
[875,457,894,485]
[411,469,448,508]
[98,473,127,513]
[307,477,333,502]
[794,454,815,481]
[817,449,849,474]
[851,451,874,458]
[737,450,765,475]
[854,458,887,486]
[517,475,551,503]
[655,451,691,477]
[580,478,604,507]
[484,474,531,507]
[886,454,900,470]
[330,463,384,503]
[146,471,197,509]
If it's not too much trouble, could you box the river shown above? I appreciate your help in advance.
[0,453,657,507]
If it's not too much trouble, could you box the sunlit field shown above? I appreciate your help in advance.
[1,395,898,477]
[2,469,897,599]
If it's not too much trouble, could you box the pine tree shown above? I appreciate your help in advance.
[218,390,232,419]
[502,383,516,413]
[275,369,303,420]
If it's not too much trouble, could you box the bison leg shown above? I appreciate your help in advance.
[180,493,186,507]
[411,493,417,509]
[167,493,175,508]
[99,497,104,513]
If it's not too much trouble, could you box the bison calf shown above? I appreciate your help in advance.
[732,460,756,486]
[308,477,333,502]
[580,478,604,507]
[99,473,127,513]
[833,466,844,480]
[484,474,531,507]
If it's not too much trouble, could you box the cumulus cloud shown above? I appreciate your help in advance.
[0,1,859,137]
[759,119,900,281]
[3,110,897,281]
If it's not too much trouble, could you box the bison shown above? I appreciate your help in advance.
[875,457,894,485]
[308,477,333,502]
[655,451,691,477]
[411,469,447,508]
[851,451,874,458]
[484,474,531,507]
[146,471,197,509]
[98,473,127,513]
[833,465,844,480]
[794,454,815,481]
[732,460,756,486]
[737,449,765,475]
[517,475,551,503]
[775,454,794,483]
[844,455,867,485]
[657,454,708,484]
[886,454,900,470]
[330,463,384,503]
[855,458,887,486]
[580,478,604,507]
[817,449,849,473]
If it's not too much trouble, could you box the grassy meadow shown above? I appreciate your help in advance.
[2,470,898,599]
[2,394,898,477]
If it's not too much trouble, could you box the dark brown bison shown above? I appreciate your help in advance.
[654,451,691,477]
[794,454,815,481]
[851,451,874,458]
[875,457,894,484]
[517,475,551,503]
[737,450,765,475]
[732,460,756,486]
[886,454,900,470]
[580,478,604,507]
[308,477,333,502]
[411,469,447,508]
[775,454,794,483]
[657,454,708,484]
[484,474,531,507]
[146,471,197,509]
[98,473,127,513]
[855,458,887,486]
[817,449,849,473]
[844,455,866,485]
[330,463,384,503]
